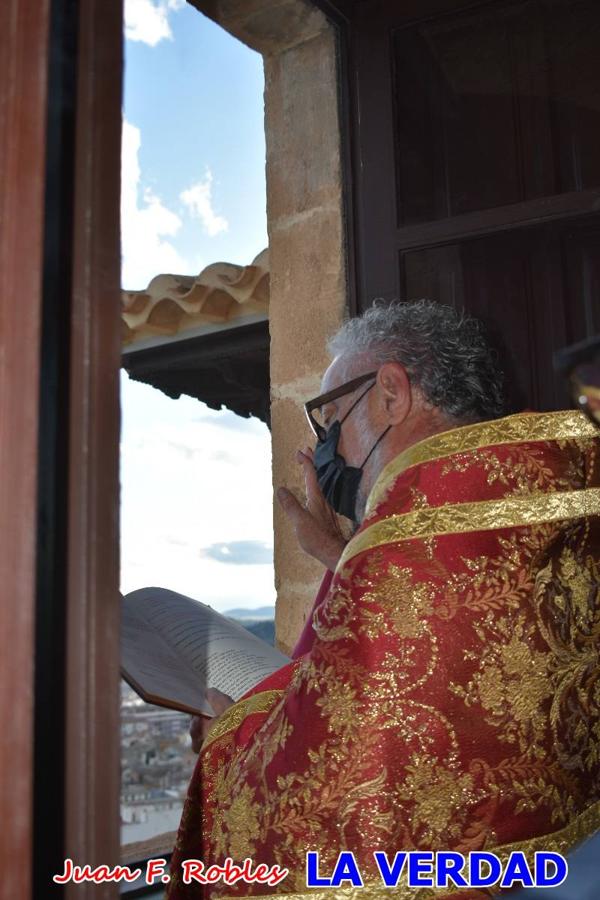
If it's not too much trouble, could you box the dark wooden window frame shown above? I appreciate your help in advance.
[0,0,50,896]
[0,0,123,897]
[63,1,123,896]
[315,0,600,301]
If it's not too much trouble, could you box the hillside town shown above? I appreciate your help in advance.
[120,612,275,845]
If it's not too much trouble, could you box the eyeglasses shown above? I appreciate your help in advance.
[304,371,377,440]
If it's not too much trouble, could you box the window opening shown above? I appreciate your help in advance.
[119,0,270,862]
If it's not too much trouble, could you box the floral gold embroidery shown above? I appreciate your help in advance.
[451,614,553,755]
[395,755,484,845]
[168,423,600,900]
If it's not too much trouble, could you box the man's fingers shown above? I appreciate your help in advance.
[190,689,234,753]
[297,448,340,533]
[296,447,314,464]
[205,687,234,717]
[297,448,320,495]
[278,487,321,539]
[277,486,307,523]
[190,715,208,753]
[294,450,329,519]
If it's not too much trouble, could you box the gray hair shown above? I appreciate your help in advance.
[327,299,506,423]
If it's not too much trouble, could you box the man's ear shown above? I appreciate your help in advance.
[376,362,411,425]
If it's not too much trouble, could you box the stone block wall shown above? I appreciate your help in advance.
[189,0,348,653]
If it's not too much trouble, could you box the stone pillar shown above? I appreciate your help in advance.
[189,0,347,654]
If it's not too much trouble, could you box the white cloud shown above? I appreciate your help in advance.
[124,0,184,47]
[121,119,199,289]
[119,373,276,613]
[181,170,229,237]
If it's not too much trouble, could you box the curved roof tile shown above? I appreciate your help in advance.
[122,248,269,346]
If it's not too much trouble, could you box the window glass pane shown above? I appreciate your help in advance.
[393,0,600,224]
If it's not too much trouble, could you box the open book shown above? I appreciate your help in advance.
[121,587,290,717]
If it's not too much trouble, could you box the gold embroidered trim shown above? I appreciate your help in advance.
[200,689,284,753]
[366,410,597,515]
[339,487,600,570]
[219,798,600,899]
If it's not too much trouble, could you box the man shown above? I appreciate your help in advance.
[169,300,600,899]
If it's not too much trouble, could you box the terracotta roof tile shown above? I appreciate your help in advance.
[121,248,269,346]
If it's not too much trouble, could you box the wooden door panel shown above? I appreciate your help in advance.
[394,3,534,223]
[402,232,547,411]
[393,0,600,226]
[545,0,600,193]
[349,0,600,410]
[401,217,600,412]
[562,223,600,341]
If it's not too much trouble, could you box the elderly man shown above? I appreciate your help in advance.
[168,300,600,899]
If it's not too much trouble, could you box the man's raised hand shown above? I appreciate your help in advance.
[277,446,347,571]
[189,686,234,754]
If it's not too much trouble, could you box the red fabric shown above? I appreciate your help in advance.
[291,569,333,658]
[168,413,600,900]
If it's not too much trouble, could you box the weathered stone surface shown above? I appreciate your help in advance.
[265,31,341,223]
[273,509,325,592]
[275,581,321,656]
[270,396,316,506]
[269,206,347,385]
[264,20,346,646]
[189,0,327,56]
[270,395,327,651]
[189,0,347,651]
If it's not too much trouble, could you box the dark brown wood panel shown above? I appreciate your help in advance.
[562,223,600,343]
[546,0,600,194]
[391,189,600,250]
[65,0,122,896]
[400,221,591,411]
[2,0,122,895]
[393,0,600,225]
[0,2,50,897]
[123,321,271,425]
[346,0,600,411]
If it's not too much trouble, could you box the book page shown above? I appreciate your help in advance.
[121,599,209,715]
[121,587,289,715]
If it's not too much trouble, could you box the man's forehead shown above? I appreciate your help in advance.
[320,357,346,394]
[320,353,372,393]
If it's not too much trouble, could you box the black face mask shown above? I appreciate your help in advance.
[313,384,391,522]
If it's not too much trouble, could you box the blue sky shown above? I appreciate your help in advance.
[122,0,268,289]
[120,0,275,612]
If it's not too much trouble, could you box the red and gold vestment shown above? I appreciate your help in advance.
[168,411,600,899]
